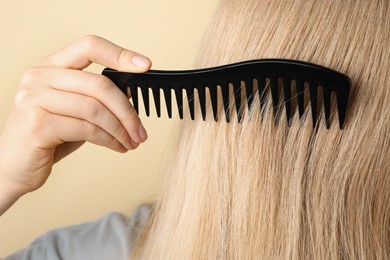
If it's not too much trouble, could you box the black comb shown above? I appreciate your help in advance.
[102,59,351,128]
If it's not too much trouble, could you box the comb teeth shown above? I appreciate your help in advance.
[209,85,218,121]
[102,59,351,129]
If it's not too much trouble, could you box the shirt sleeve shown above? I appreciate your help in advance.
[3,204,152,260]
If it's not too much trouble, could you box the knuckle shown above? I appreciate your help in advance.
[116,124,129,140]
[117,49,131,67]
[127,106,140,122]
[82,121,99,138]
[94,75,112,90]
[19,67,40,87]
[80,34,101,51]
[13,89,47,136]
[14,88,34,110]
[82,98,100,118]
[122,107,141,132]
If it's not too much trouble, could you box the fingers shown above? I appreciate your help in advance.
[11,90,134,153]
[0,35,151,199]
[17,35,150,154]
[20,67,146,144]
[33,88,138,150]
[39,35,152,72]
[42,113,130,153]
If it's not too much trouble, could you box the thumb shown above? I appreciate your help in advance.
[38,35,152,72]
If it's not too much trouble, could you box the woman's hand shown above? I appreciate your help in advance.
[0,35,151,214]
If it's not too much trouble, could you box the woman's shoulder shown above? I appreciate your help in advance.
[3,204,154,260]
[127,203,154,248]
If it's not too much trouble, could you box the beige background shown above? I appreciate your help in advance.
[0,0,219,256]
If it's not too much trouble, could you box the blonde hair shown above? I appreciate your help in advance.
[133,0,389,259]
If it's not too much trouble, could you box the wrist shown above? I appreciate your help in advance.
[0,160,26,215]
[0,177,25,216]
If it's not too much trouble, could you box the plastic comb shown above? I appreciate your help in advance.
[102,59,351,128]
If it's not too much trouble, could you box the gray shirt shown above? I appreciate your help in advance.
[3,204,152,260]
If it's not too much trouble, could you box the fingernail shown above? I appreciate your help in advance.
[138,124,148,142]
[131,55,151,68]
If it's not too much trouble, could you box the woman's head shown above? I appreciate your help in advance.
[133,0,389,259]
